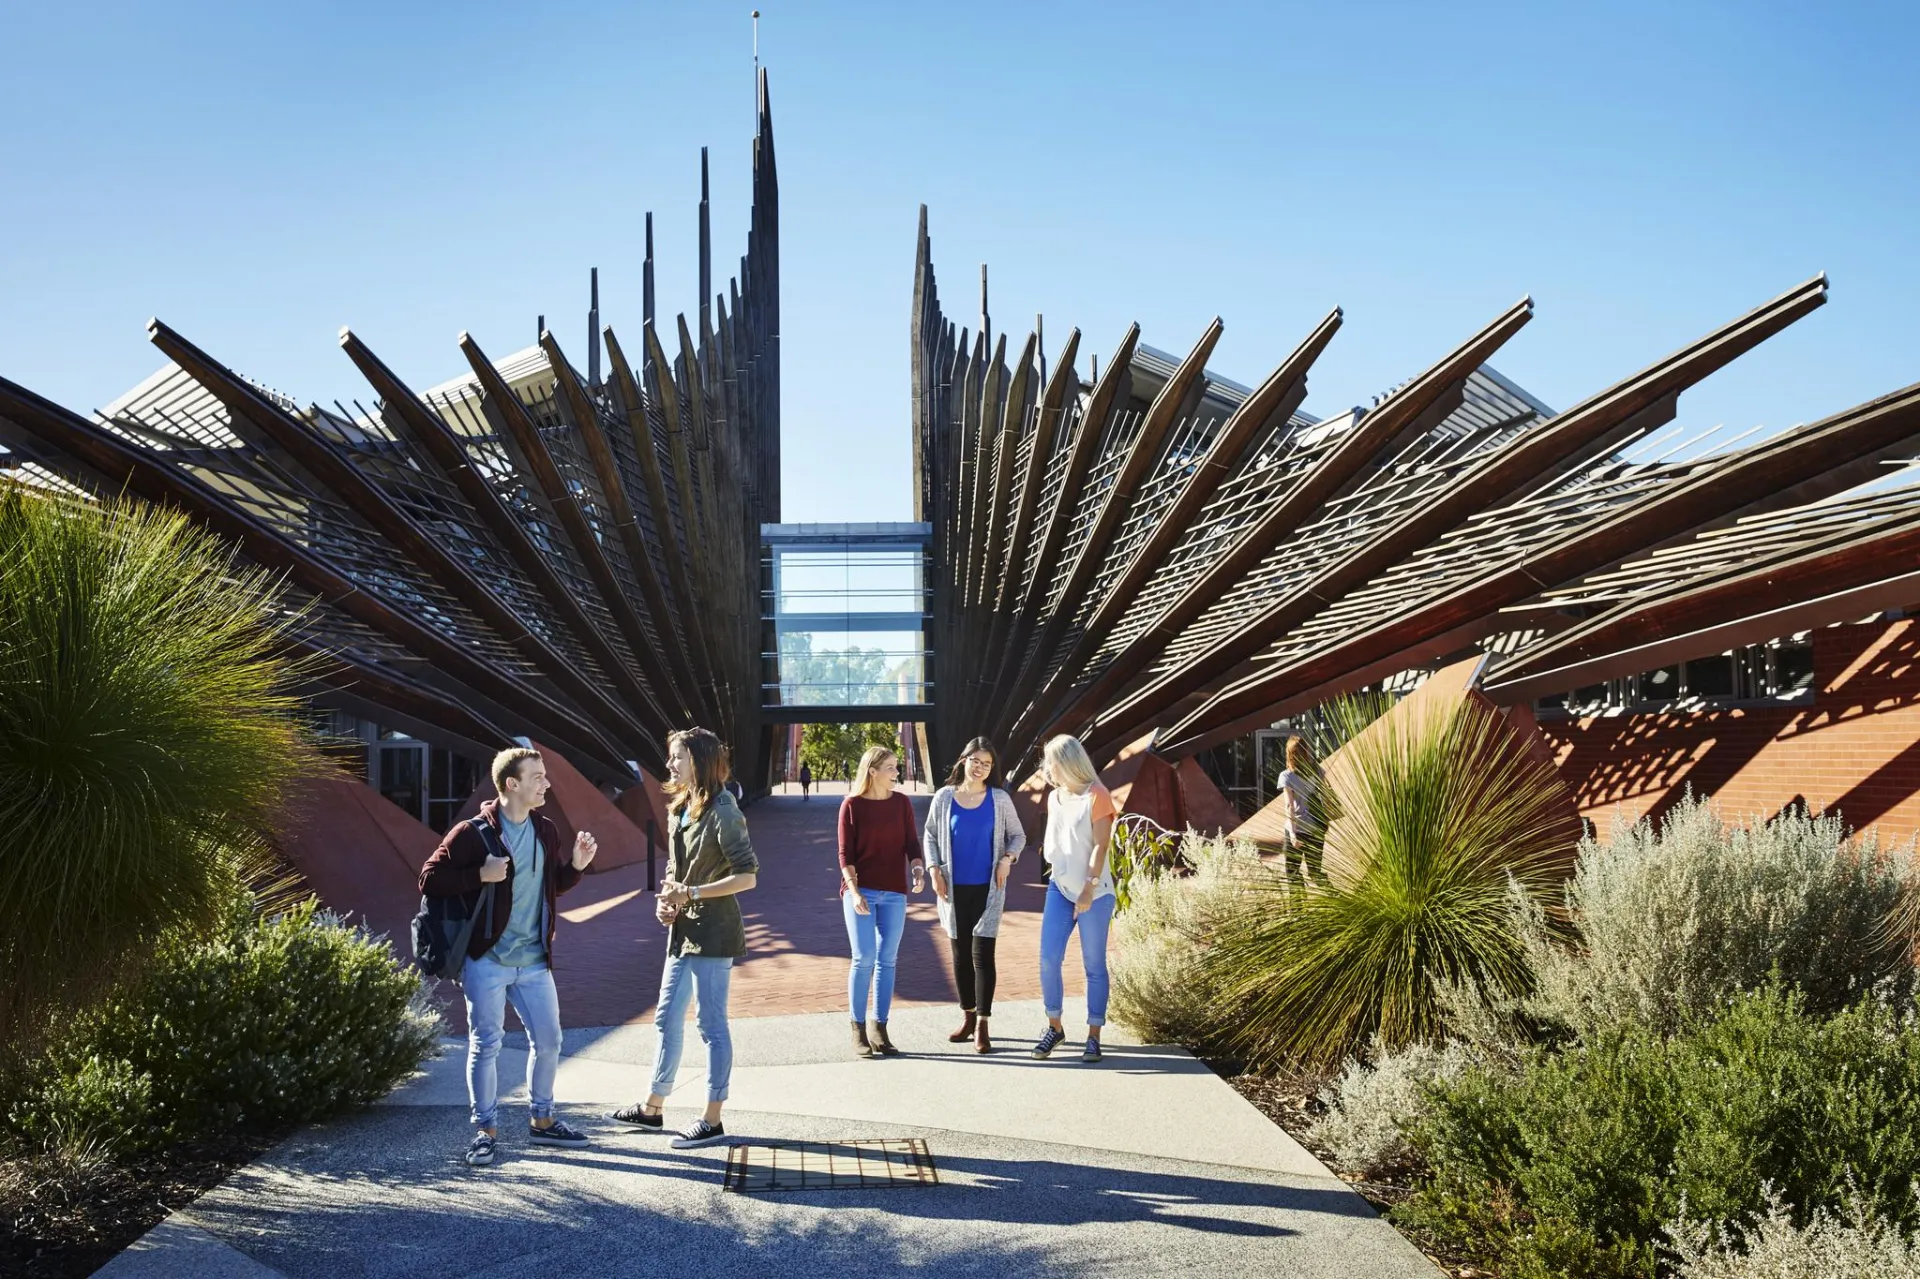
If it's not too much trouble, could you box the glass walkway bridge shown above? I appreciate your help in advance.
[761,522,932,724]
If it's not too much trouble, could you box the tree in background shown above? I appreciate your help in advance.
[800,722,904,785]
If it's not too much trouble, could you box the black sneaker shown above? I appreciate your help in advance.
[1082,1036,1103,1064]
[1031,1026,1066,1059]
[529,1119,589,1147]
[610,1103,665,1131]
[671,1118,728,1149]
[465,1131,496,1166]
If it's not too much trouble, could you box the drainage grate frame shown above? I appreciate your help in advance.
[722,1138,939,1193]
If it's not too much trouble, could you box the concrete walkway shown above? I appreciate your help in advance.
[100,1001,1437,1277]
[97,792,1437,1276]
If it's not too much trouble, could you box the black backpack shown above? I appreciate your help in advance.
[412,817,505,981]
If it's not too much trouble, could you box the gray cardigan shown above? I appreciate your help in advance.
[922,785,1027,939]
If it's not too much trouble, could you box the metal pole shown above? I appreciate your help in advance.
[646,817,658,891]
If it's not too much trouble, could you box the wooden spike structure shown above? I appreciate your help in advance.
[0,74,783,789]
[912,211,1920,788]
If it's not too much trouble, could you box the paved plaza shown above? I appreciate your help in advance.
[99,795,1438,1277]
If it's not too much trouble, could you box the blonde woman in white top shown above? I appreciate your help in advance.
[1031,734,1117,1064]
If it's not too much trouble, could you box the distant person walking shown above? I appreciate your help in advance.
[1277,735,1318,878]
[922,736,1025,1053]
[419,746,598,1167]
[839,746,925,1057]
[799,759,812,801]
[611,729,759,1148]
[1032,734,1116,1065]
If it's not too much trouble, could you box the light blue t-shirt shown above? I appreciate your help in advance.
[487,814,547,968]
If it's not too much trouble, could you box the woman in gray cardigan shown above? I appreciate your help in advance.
[922,736,1026,1053]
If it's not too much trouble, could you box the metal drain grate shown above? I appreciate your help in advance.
[722,1138,939,1193]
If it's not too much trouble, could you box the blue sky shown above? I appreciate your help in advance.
[2,1,1915,521]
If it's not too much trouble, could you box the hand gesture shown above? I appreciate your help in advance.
[930,866,950,902]
[479,853,510,883]
[572,830,598,871]
[1074,881,1095,918]
[655,895,679,925]
[909,863,926,895]
[845,873,869,915]
[995,856,1013,891]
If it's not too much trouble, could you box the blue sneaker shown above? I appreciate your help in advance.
[529,1119,589,1148]
[1031,1026,1066,1059]
[1082,1036,1103,1064]
[465,1131,496,1166]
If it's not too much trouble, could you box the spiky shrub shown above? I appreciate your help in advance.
[0,490,310,1046]
[1527,794,1919,1038]
[1200,693,1576,1067]
[1109,833,1265,1047]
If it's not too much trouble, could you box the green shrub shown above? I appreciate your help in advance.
[6,1055,154,1163]
[1198,694,1576,1067]
[1528,795,1918,1038]
[1309,1038,1475,1179]
[1109,834,1264,1047]
[1107,816,1185,913]
[0,489,313,1048]
[1668,1188,1920,1279]
[8,899,440,1153]
[1400,987,1920,1279]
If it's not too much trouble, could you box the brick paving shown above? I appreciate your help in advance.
[443,783,1083,1031]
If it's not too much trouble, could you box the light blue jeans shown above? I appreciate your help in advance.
[463,955,563,1129]
[843,888,908,1023]
[648,955,736,1103]
[1039,882,1117,1027]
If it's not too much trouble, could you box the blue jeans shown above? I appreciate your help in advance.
[463,955,563,1129]
[648,955,735,1103]
[1039,882,1116,1027]
[843,888,907,1023]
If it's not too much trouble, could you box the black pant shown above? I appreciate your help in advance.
[950,882,998,1017]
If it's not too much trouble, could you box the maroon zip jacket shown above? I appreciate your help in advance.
[419,798,584,964]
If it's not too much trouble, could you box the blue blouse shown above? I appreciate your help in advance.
[948,792,996,885]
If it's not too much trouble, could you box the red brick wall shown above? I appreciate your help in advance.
[1541,617,1920,843]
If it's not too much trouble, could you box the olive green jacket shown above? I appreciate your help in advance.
[666,789,759,959]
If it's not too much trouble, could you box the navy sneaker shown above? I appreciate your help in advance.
[610,1103,665,1131]
[465,1131,496,1166]
[671,1118,728,1149]
[1082,1036,1103,1064]
[1031,1026,1066,1059]
[529,1119,589,1147]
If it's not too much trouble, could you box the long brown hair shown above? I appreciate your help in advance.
[946,735,999,789]
[665,727,731,818]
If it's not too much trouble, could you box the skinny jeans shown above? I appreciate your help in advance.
[843,888,907,1023]
[1038,881,1116,1027]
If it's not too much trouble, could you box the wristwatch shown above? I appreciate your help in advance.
[688,883,702,903]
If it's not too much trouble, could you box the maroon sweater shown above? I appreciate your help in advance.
[838,792,923,895]
[419,799,583,964]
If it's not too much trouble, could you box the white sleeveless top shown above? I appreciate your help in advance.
[1043,786,1115,900]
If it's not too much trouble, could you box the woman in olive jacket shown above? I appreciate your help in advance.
[922,736,1026,1053]
[611,728,758,1149]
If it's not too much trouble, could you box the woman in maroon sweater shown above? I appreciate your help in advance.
[839,746,925,1057]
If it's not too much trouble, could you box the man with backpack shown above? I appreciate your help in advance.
[419,746,598,1167]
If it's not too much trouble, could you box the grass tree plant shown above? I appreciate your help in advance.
[1201,688,1577,1067]
[0,488,312,1053]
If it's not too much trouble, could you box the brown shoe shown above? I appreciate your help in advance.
[948,1011,977,1043]
[974,1017,992,1054]
[869,1020,901,1057]
[852,1021,874,1058]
